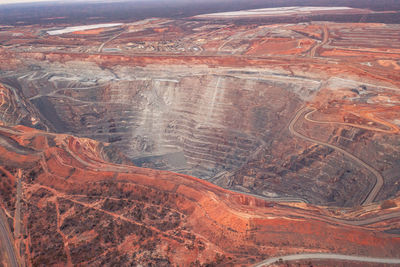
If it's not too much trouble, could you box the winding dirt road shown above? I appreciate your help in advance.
[305,108,399,134]
[253,253,400,266]
[289,106,383,205]
[1,125,399,227]
[98,28,126,53]
[310,24,329,58]
[229,189,309,204]
[330,211,400,226]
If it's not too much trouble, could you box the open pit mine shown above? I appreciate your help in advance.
[0,1,400,266]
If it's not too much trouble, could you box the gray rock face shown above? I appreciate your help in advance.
[4,61,397,207]
[3,62,318,179]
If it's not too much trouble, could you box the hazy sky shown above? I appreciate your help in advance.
[0,0,175,4]
[0,0,68,4]
[0,0,118,4]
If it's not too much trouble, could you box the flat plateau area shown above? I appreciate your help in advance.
[194,6,370,18]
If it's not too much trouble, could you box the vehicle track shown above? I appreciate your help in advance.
[14,170,22,259]
[98,28,127,53]
[289,106,383,205]
[0,209,19,267]
[305,108,399,134]
[253,253,400,267]
[0,117,398,230]
[310,24,328,58]
[228,189,309,204]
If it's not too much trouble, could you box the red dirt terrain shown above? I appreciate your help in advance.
[0,125,399,266]
[0,5,400,266]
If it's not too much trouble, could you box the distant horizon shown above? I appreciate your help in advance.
[0,0,79,5]
[0,0,146,5]
[0,0,65,4]
[0,0,398,27]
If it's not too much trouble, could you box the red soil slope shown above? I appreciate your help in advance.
[0,125,399,266]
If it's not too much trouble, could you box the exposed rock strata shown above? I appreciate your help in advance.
[0,125,399,266]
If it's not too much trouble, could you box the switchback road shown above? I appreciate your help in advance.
[304,108,399,134]
[289,106,383,205]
